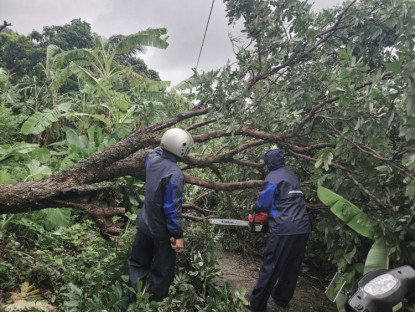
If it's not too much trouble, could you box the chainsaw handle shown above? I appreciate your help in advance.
[248,210,269,233]
[249,210,256,232]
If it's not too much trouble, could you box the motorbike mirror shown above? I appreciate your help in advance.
[325,272,347,302]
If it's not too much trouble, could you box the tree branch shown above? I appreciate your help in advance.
[52,199,125,238]
[184,175,263,191]
[287,149,393,210]
[322,117,415,180]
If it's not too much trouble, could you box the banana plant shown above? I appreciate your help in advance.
[53,28,168,80]
[317,186,389,312]
[18,28,171,144]
[49,29,170,126]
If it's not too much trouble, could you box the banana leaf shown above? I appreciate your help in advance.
[364,240,389,274]
[21,110,61,135]
[336,293,348,312]
[317,186,375,239]
[115,28,168,55]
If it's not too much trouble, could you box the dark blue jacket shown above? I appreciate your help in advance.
[253,149,311,235]
[138,148,184,240]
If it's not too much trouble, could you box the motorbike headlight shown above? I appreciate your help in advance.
[363,273,399,296]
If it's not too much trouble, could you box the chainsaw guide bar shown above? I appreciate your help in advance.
[208,218,249,227]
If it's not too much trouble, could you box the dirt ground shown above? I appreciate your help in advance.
[217,251,338,312]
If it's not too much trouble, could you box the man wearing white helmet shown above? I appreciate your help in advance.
[126,128,194,305]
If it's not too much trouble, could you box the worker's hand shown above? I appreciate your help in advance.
[170,237,184,253]
[250,204,254,210]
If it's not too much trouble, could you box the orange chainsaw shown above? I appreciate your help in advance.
[208,211,269,233]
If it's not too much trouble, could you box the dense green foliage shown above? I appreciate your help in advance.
[0,32,45,80]
[1,214,246,311]
[1,0,415,311]
[220,0,415,269]
[29,19,94,51]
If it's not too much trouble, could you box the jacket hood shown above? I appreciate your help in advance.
[264,148,285,171]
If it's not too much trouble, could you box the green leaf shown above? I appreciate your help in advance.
[344,246,357,264]
[21,110,61,135]
[0,143,39,163]
[383,61,401,74]
[25,160,52,181]
[335,293,348,312]
[54,49,95,69]
[42,208,71,230]
[69,62,101,89]
[50,66,73,92]
[354,117,363,131]
[317,186,375,239]
[404,92,415,117]
[129,195,140,206]
[67,283,83,297]
[405,180,415,197]
[64,300,80,308]
[363,240,389,274]
[314,149,334,171]
[66,129,89,149]
[0,170,13,183]
[44,44,62,80]
[132,80,171,93]
[69,112,112,128]
[86,125,104,153]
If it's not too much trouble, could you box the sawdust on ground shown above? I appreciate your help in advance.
[217,250,338,312]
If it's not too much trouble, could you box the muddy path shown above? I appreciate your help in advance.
[217,251,338,312]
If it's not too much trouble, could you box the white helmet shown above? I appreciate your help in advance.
[160,128,194,158]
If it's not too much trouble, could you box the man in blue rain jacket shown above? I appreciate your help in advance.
[248,148,311,312]
[127,128,194,304]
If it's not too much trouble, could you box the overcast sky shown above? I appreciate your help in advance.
[2,0,341,86]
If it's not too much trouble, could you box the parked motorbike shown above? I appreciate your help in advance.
[326,265,415,312]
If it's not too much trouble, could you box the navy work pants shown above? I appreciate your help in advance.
[249,233,309,312]
[127,230,176,302]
